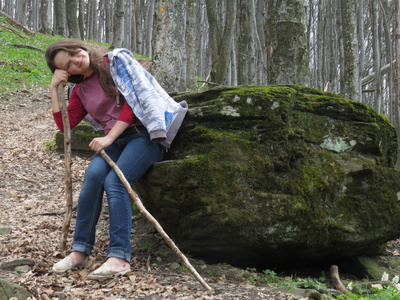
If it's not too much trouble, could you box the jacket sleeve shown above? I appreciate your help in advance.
[110,50,168,140]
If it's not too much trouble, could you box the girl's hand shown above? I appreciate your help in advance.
[89,136,114,153]
[50,69,69,91]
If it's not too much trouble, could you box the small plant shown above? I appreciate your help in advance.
[141,241,153,252]
[44,139,57,151]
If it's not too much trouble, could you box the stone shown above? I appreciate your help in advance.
[134,85,400,268]
[346,256,400,280]
[0,279,30,300]
[0,228,12,235]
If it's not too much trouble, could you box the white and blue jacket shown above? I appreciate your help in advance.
[108,48,188,148]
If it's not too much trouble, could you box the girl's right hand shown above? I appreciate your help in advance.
[50,69,69,91]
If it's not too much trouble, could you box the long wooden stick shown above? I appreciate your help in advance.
[100,149,213,292]
[57,84,73,256]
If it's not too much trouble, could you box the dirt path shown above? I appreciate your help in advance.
[0,88,304,299]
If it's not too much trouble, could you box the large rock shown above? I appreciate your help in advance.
[0,279,30,300]
[133,85,400,268]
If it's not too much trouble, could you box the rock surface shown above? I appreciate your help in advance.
[136,85,400,268]
[0,279,30,300]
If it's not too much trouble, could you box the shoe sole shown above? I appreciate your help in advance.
[87,269,130,280]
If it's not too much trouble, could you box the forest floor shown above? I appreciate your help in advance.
[0,87,395,300]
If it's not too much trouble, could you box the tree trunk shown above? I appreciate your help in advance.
[113,0,126,47]
[54,0,66,36]
[39,0,52,34]
[340,0,360,101]
[78,0,85,39]
[371,0,382,113]
[152,0,187,92]
[206,0,237,85]
[185,0,200,90]
[265,0,309,86]
[104,0,113,43]
[66,0,80,39]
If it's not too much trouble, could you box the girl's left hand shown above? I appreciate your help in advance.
[89,136,114,153]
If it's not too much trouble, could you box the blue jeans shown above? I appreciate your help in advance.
[71,126,165,262]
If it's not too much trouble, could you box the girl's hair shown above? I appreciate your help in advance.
[45,39,117,97]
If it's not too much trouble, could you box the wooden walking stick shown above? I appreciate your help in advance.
[100,149,213,292]
[57,84,73,256]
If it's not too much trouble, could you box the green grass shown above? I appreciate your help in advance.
[0,16,61,99]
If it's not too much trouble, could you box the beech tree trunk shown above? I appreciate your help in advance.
[340,0,360,101]
[185,0,200,90]
[206,0,237,85]
[113,0,126,47]
[66,0,80,39]
[54,0,66,36]
[265,0,309,86]
[39,0,52,34]
[152,0,187,92]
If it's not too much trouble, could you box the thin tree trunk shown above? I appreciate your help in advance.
[206,0,237,85]
[340,0,360,101]
[66,0,80,38]
[371,0,382,112]
[39,0,52,34]
[185,0,200,90]
[113,0,125,47]
[54,0,66,36]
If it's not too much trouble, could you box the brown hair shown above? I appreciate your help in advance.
[45,39,117,97]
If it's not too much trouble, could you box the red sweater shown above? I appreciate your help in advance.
[53,73,135,134]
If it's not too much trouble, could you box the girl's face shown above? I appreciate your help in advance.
[54,49,93,77]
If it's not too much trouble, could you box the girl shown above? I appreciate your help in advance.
[45,39,184,280]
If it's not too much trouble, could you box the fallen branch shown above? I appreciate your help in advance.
[0,23,25,38]
[12,43,45,52]
[330,265,349,295]
[100,149,213,292]
[33,205,77,216]
[57,84,73,256]
[0,10,35,36]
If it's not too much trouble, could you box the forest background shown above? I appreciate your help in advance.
[2,0,400,165]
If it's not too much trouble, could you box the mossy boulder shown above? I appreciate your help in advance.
[55,121,104,151]
[133,85,400,268]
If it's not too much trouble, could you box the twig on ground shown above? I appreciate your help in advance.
[330,265,349,295]
[100,149,214,292]
[0,23,25,38]
[33,205,77,216]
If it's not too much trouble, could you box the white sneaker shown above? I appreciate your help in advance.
[52,255,88,273]
[88,262,130,280]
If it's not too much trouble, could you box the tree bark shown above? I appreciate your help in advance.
[39,0,52,34]
[340,0,360,101]
[113,0,126,47]
[152,0,187,92]
[206,0,237,85]
[66,0,80,39]
[265,0,309,86]
[53,0,66,36]
[185,0,200,90]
